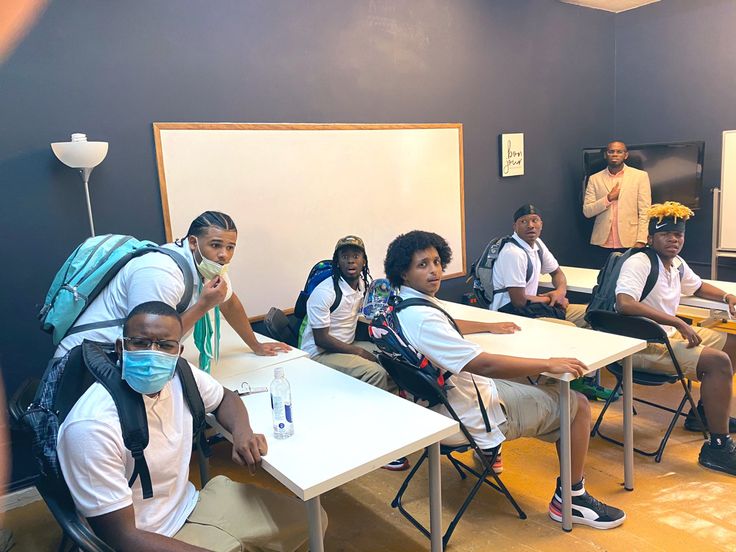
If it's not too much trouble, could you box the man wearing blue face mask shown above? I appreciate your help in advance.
[57,301,321,551]
[55,211,290,373]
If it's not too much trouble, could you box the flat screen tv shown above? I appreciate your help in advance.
[582,141,705,210]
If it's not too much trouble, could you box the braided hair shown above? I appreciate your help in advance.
[174,211,237,246]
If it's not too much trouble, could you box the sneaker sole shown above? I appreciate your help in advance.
[381,461,410,471]
[549,507,626,530]
[698,457,736,476]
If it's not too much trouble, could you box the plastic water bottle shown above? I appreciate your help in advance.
[270,366,294,439]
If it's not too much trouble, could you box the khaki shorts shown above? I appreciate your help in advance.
[633,326,728,380]
[495,379,580,443]
[173,476,326,552]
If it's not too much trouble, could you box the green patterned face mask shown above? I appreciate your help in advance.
[193,281,221,373]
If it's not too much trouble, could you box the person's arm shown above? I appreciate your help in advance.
[456,319,521,335]
[694,282,736,317]
[508,286,549,307]
[219,292,290,356]
[463,351,586,379]
[88,506,209,552]
[212,388,268,475]
[582,177,610,219]
[616,292,701,348]
[540,267,569,308]
[635,172,652,246]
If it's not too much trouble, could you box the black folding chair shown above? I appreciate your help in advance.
[377,354,526,548]
[586,310,708,463]
[263,307,299,347]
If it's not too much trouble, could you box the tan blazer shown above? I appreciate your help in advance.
[583,164,651,247]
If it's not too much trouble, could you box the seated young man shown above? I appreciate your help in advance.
[58,301,322,551]
[300,235,407,470]
[490,204,586,327]
[616,202,736,475]
[385,230,626,529]
[300,235,393,391]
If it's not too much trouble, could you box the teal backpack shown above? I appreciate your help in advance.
[38,234,194,345]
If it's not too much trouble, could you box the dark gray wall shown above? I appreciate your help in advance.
[0,0,614,485]
[614,0,736,272]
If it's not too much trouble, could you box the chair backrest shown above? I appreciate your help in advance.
[8,378,114,552]
[263,307,298,347]
[377,353,480,451]
[586,310,668,344]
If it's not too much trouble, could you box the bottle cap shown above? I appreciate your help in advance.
[274,366,284,378]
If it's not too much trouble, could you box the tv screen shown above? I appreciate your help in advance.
[582,141,704,210]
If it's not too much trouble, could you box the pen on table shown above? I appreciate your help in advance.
[233,386,268,396]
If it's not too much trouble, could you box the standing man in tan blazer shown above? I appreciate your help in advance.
[583,141,651,250]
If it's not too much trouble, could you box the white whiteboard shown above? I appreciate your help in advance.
[153,123,466,319]
[720,130,736,251]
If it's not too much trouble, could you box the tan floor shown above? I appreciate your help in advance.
[5,373,736,551]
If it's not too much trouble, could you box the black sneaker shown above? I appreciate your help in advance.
[381,457,410,471]
[548,479,626,529]
[699,439,736,476]
[683,403,736,433]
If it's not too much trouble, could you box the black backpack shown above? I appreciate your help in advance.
[368,296,492,432]
[470,236,543,308]
[21,340,207,500]
[585,246,685,320]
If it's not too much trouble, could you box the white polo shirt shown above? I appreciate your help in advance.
[395,286,507,450]
[54,242,233,357]
[490,233,559,311]
[616,251,702,336]
[300,276,365,357]
[57,363,224,537]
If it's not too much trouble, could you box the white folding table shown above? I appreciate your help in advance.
[207,355,459,551]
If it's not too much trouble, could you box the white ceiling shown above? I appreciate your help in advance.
[559,0,660,13]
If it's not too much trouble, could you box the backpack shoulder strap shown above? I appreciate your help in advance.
[640,247,661,301]
[394,297,461,335]
[176,358,210,458]
[153,247,194,313]
[329,276,343,313]
[81,341,153,499]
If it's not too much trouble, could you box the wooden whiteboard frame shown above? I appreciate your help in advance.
[153,122,466,319]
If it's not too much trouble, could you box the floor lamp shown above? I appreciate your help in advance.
[51,133,108,237]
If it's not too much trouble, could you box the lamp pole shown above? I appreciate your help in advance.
[80,167,96,236]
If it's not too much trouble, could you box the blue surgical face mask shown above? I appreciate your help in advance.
[121,349,179,395]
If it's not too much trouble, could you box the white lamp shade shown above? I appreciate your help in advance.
[51,141,108,169]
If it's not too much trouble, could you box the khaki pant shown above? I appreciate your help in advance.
[633,326,728,380]
[539,303,588,328]
[173,476,327,552]
[496,379,580,443]
[313,341,396,392]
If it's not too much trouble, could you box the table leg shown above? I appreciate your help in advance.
[623,355,634,491]
[559,380,572,532]
[306,496,324,552]
[428,442,443,552]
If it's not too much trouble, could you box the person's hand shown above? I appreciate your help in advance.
[543,289,567,308]
[198,276,229,309]
[356,348,378,362]
[544,358,587,378]
[252,341,291,356]
[487,322,521,334]
[231,429,268,475]
[634,241,647,249]
[677,321,702,349]
[725,294,736,318]
[607,183,620,202]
